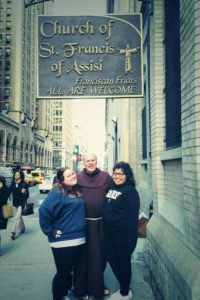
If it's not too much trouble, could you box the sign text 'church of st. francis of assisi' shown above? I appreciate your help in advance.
[37,15,143,99]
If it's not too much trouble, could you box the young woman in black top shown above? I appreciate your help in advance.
[103,162,140,300]
[10,170,29,240]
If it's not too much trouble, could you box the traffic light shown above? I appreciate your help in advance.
[77,154,82,162]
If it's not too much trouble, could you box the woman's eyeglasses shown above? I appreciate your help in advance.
[113,172,125,177]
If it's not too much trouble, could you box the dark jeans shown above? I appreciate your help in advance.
[51,244,85,300]
[105,231,132,296]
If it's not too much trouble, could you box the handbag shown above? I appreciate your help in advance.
[22,202,34,216]
[0,218,8,230]
[2,202,14,218]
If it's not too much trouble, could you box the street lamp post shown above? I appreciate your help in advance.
[3,128,6,166]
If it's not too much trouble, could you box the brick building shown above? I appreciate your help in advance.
[105,0,200,299]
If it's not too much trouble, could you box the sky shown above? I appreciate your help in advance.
[53,0,107,162]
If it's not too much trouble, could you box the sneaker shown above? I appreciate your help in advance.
[18,230,25,234]
[110,291,126,299]
[110,290,132,300]
[128,290,132,299]
[11,232,15,240]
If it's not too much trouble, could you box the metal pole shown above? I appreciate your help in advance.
[4,128,6,166]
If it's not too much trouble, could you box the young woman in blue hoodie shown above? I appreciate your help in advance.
[103,162,140,300]
[39,167,86,300]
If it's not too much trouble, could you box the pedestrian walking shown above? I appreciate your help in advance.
[76,152,113,299]
[39,167,86,300]
[103,161,140,300]
[0,175,10,255]
[10,170,29,240]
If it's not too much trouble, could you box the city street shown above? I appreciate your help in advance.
[0,185,155,300]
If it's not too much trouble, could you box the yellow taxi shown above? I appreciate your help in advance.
[24,174,37,186]
[30,170,44,184]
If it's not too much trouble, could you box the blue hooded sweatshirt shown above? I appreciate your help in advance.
[39,187,86,243]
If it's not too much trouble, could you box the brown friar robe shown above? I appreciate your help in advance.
[76,168,113,298]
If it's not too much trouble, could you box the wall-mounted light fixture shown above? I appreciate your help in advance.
[112,116,117,124]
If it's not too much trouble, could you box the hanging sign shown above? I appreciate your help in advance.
[37,14,143,99]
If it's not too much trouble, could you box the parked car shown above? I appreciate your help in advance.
[30,170,44,184]
[24,174,36,186]
[39,174,55,193]
[0,167,13,187]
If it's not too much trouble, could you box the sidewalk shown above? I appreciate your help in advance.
[0,213,155,300]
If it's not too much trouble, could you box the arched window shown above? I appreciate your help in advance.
[20,141,23,162]
[6,134,11,162]
[12,137,17,162]
[25,143,28,162]
[30,144,33,163]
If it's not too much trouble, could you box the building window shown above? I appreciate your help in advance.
[0,48,2,57]
[164,0,181,148]
[4,88,10,98]
[6,21,11,30]
[5,48,11,57]
[0,74,2,84]
[6,34,11,43]
[5,74,10,84]
[0,61,2,71]
[53,141,62,147]
[5,61,10,70]
[107,0,114,13]
[0,8,3,17]
[0,88,1,99]
[142,106,147,159]
[6,8,12,16]
[7,0,12,3]
[0,34,2,43]
[0,21,3,30]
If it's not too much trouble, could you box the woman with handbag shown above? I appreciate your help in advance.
[0,175,10,255]
[39,167,86,300]
[10,170,29,240]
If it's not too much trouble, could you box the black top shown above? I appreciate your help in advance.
[103,182,140,253]
[0,185,10,207]
[10,180,29,207]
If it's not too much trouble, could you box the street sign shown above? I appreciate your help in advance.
[37,14,143,99]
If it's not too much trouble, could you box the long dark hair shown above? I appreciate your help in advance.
[113,161,136,187]
[0,175,6,187]
[11,169,25,184]
[55,167,82,197]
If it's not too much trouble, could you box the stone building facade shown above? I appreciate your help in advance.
[106,0,200,299]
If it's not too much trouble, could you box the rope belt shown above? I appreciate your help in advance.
[85,217,102,220]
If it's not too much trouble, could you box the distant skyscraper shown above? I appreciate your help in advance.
[52,99,73,169]
[0,0,54,170]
